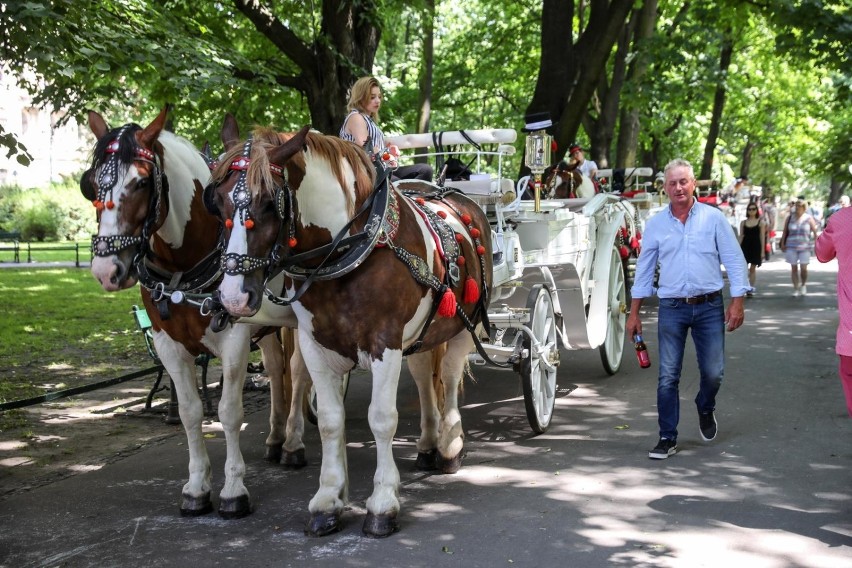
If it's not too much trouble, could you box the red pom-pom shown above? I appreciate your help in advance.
[635,231,642,241]
[105,200,115,210]
[470,227,481,239]
[382,152,390,161]
[455,233,464,243]
[551,140,558,152]
[630,236,640,249]
[225,219,234,229]
[461,213,472,225]
[463,276,480,304]
[456,255,466,266]
[416,197,425,205]
[437,210,447,219]
[438,289,456,317]
[288,237,298,248]
[619,245,630,259]
[94,200,104,211]
[245,218,255,230]
[476,245,486,255]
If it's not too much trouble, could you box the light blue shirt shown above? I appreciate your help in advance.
[631,199,751,299]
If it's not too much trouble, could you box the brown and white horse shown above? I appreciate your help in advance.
[81,107,310,518]
[207,123,493,537]
[542,160,596,199]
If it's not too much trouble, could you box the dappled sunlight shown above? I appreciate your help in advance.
[0,440,28,451]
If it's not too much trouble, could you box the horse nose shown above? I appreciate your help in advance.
[110,260,128,285]
[244,288,259,312]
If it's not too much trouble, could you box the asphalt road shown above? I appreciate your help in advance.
[1,256,850,568]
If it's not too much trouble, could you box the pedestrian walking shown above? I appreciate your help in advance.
[814,206,852,417]
[780,198,819,296]
[627,158,750,460]
[739,203,766,296]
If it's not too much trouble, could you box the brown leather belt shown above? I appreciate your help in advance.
[670,290,722,305]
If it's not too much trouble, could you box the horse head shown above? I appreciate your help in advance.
[83,107,172,290]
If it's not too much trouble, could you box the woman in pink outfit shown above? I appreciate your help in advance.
[815,204,852,417]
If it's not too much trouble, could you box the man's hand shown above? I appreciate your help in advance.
[627,298,644,339]
[725,297,745,332]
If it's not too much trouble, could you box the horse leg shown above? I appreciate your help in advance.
[362,350,404,538]
[282,329,308,468]
[153,335,212,516]
[406,351,441,471]
[300,333,350,537]
[436,333,474,474]
[216,324,253,518]
[258,331,287,463]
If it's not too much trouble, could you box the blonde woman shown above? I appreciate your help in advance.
[339,76,432,182]
[780,198,820,296]
[738,202,767,296]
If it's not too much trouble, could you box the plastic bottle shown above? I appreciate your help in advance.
[634,334,651,368]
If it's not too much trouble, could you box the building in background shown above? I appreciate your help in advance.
[0,70,90,188]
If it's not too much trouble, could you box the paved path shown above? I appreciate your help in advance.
[1,256,850,568]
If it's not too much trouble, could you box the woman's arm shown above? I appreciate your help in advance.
[343,113,371,148]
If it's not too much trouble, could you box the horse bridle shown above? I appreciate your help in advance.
[89,125,166,259]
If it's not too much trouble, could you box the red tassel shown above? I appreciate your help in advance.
[463,276,479,304]
[438,289,456,317]
[619,245,630,259]
[630,236,640,249]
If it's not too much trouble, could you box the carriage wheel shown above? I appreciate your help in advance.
[599,247,627,375]
[521,284,559,434]
[305,371,350,426]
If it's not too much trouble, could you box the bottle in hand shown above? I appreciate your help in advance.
[634,334,651,368]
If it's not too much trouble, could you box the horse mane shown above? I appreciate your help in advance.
[89,123,142,171]
[302,131,375,216]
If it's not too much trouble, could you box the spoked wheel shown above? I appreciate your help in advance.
[305,371,350,426]
[599,247,627,375]
[521,284,559,434]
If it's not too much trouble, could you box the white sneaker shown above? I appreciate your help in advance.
[800,285,807,295]
[793,287,801,297]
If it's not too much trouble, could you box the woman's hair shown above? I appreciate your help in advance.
[746,204,760,218]
[347,76,381,120]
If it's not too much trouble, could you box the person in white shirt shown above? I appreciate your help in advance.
[567,144,598,179]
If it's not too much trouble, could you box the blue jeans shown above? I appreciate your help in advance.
[656,295,726,441]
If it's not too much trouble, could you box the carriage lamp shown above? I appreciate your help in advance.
[525,129,552,212]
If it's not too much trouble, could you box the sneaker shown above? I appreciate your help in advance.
[699,411,718,441]
[793,287,801,297]
[800,285,807,296]
[649,438,677,459]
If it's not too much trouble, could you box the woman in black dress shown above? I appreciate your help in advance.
[739,202,767,296]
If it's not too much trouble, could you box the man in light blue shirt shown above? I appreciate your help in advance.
[627,158,750,460]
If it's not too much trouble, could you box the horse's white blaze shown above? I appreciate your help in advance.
[218,191,254,315]
[90,164,142,290]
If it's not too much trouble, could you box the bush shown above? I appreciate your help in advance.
[0,175,96,241]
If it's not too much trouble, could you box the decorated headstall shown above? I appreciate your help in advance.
[85,125,166,258]
[214,136,293,277]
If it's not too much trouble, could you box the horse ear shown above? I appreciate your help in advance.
[221,113,240,152]
[269,125,311,166]
[138,106,169,148]
[87,111,109,139]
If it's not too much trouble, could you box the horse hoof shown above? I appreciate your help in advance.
[438,451,463,474]
[305,512,341,537]
[415,449,438,471]
[265,444,283,463]
[218,495,252,519]
[362,512,399,538]
[282,448,307,469]
[180,492,213,517]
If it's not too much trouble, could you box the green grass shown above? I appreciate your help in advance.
[0,241,92,264]
[0,268,149,403]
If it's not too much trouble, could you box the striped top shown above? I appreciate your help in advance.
[339,111,384,156]
[816,207,852,356]
[785,213,816,251]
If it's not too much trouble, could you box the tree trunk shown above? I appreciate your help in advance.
[740,140,757,179]
[233,0,381,135]
[524,0,635,170]
[417,0,435,135]
[615,0,658,169]
[699,30,733,180]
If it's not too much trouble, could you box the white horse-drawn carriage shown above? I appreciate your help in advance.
[388,128,641,433]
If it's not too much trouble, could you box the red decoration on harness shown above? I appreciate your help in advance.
[461,213,472,225]
[619,245,630,259]
[476,245,486,255]
[288,237,298,248]
[416,197,425,206]
[245,219,255,230]
[438,289,457,317]
[463,276,480,304]
[469,227,480,239]
[105,200,115,210]
[93,200,104,211]
[437,210,447,219]
[630,236,640,249]
[456,255,466,266]
[225,219,234,229]
[455,233,464,243]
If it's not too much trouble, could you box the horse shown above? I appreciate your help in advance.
[542,160,596,199]
[81,107,311,519]
[206,122,493,537]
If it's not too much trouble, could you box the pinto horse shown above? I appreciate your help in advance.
[206,123,493,537]
[542,160,596,199]
[81,107,310,518]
